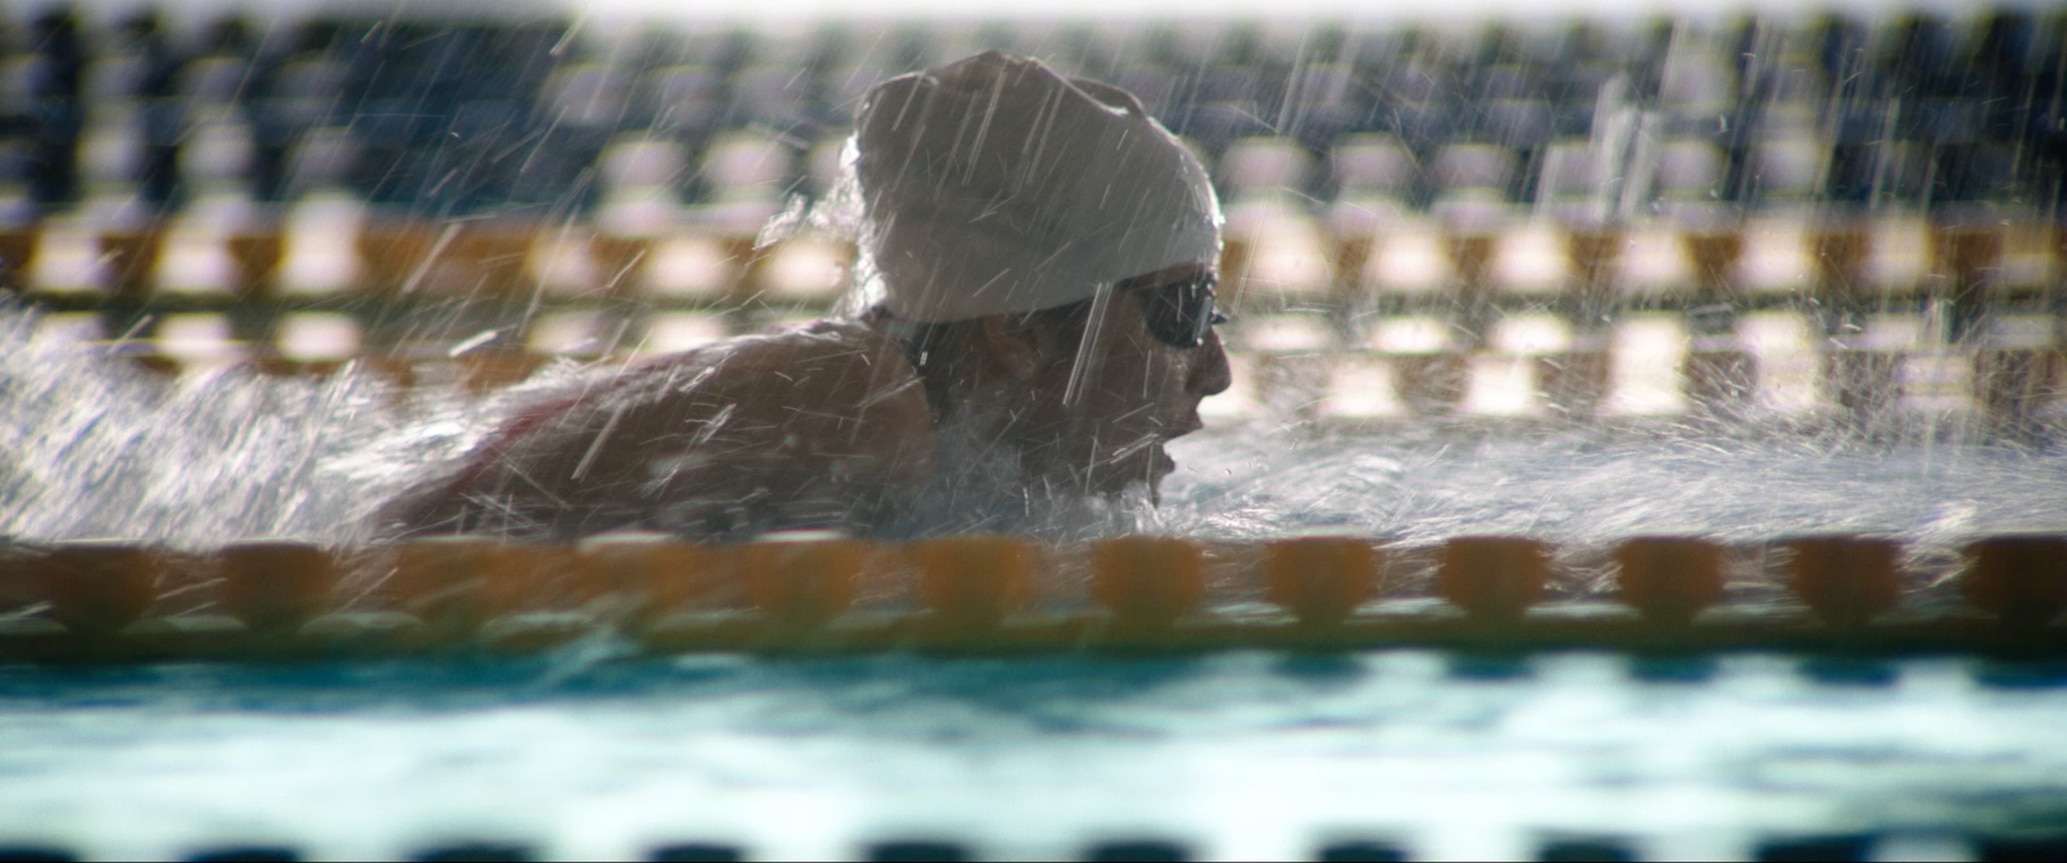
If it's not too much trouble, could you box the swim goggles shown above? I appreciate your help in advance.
[1132,273,1228,350]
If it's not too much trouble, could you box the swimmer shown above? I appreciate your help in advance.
[383,51,1231,541]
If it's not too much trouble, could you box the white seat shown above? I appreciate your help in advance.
[276,313,364,362]
[1657,48,1736,115]
[701,131,795,200]
[1652,140,1726,198]
[639,312,730,354]
[1330,133,1415,198]
[600,135,685,190]
[543,63,631,129]
[1535,139,1602,222]
[1748,136,1827,201]
[78,111,147,186]
[1218,136,1314,197]
[1431,143,1516,192]
[178,114,256,186]
[179,56,250,104]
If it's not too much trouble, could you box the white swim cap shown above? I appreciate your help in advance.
[854,51,1223,324]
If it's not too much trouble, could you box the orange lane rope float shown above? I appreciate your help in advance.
[3,532,2065,662]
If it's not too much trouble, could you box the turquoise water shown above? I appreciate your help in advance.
[3,651,2065,859]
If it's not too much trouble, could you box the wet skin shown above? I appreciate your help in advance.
[387,322,938,539]
[388,264,1231,539]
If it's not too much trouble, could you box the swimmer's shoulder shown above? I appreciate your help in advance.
[618,315,936,478]
[618,316,937,534]
[623,317,926,414]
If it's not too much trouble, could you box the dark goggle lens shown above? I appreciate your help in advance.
[1137,277,1226,349]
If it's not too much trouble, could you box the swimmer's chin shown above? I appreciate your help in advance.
[1146,445,1177,505]
[1079,441,1177,501]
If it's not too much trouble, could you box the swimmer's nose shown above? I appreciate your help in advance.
[1191,328,1232,398]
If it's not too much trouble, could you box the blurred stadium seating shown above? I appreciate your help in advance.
[1,4,2062,426]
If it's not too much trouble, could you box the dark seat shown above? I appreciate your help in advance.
[541,63,631,131]
[1825,141,1928,206]
[1280,63,1364,150]
[1931,142,2023,205]
[634,65,725,133]
[728,64,819,132]
[1900,99,1988,145]
[1111,67,1179,117]
[1477,99,1554,149]
[1170,102,1270,157]
[1474,64,1542,101]
[282,125,356,194]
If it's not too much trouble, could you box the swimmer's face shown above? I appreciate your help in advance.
[1012,262,1233,496]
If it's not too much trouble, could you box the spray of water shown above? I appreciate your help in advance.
[5,297,2063,567]
[0,305,554,547]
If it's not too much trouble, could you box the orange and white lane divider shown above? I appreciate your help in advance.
[1,531,2064,660]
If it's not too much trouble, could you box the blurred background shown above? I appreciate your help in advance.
[4,0,2064,432]
[4,4,2067,861]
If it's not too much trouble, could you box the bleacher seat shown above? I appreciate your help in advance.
[728,64,818,131]
[0,137,34,213]
[1172,102,1270,156]
[1280,62,1362,148]
[262,56,350,132]
[283,126,355,195]
[76,109,145,188]
[699,130,794,202]
[1218,136,1313,198]
[1429,143,1518,225]
[542,63,631,131]
[1657,48,1735,116]
[1744,135,1826,206]
[178,110,256,191]
[1431,143,1516,194]
[1329,133,1415,200]
[1649,139,1727,215]
[1535,139,1603,223]
[634,65,725,132]
[1476,99,1553,150]
[179,55,247,106]
[1110,67,1178,117]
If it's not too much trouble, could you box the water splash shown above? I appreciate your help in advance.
[4,304,2065,554]
[1159,422,2067,546]
[0,306,514,546]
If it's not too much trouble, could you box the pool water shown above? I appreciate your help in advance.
[3,650,2065,860]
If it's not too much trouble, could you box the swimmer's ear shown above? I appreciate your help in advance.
[976,315,1042,382]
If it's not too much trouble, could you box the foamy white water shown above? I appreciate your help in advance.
[0,307,505,546]
[4,304,2065,555]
